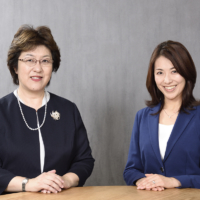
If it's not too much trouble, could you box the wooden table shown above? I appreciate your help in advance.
[1,186,200,200]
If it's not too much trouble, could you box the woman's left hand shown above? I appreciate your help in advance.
[137,174,181,190]
[40,170,64,194]
[136,176,164,191]
[41,172,79,193]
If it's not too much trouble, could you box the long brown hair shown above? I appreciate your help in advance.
[7,25,61,85]
[146,40,200,114]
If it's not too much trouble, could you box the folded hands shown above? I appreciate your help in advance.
[26,170,79,194]
[136,174,181,191]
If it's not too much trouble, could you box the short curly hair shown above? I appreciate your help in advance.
[7,25,61,85]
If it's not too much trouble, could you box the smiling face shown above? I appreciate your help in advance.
[15,45,53,94]
[154,56,186,102]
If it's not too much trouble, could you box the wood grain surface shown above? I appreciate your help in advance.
[1,186,200,200]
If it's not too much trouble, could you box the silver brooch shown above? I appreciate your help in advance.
[50,111,60,120]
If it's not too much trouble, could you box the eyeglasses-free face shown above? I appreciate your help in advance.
[154,56,186,102]
[15,45,53,94]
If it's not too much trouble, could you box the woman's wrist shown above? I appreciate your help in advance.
[62,173,79,188]
[170,177,181,188]
[135,177,146,186]
[25,178,34,192]
[5,176,26,192]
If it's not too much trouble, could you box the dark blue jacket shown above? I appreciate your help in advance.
[124,103,200,188]
[0,93,94,194]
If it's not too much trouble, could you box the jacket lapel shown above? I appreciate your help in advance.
[163,108,196,162]
[148,104,163,166]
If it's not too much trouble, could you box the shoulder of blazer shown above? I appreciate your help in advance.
[0,93,18,114]
[195,105,200,115]
[48,92,74,106]
[47,92,79,113]
[47,92,81,118]
[137,103,161,118]
[135,104,160,125]
[191,105,200,125]
[0,92,15,105]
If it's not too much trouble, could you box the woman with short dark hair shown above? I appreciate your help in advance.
[0,25,94,194]
[8,25,60,85]
[124,40,200,190]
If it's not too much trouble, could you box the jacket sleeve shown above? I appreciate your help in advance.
[123,111,145,185]
[173,175,200,188]
[67,104,95,186]
[0,158,15,194]
[0,104,16,194]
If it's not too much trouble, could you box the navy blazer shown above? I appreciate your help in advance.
[0,93,94,194]
[123,103,200,188]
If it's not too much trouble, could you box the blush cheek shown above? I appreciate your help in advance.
[155,81,162,91]
[154,77,162,87]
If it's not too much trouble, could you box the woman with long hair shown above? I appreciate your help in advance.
[124,41,200,190]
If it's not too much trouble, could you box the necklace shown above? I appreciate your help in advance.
[164,109,178,119]
[16,90,47,131]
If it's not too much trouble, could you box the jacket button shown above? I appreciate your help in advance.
[160,167,164,173]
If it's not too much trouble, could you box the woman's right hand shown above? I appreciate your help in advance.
[136,176,165,191]
[26,170,64,193]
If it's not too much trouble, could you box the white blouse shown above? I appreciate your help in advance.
[13,89,50,173]
[158,124,174,160]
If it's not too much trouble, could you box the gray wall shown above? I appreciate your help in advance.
[0,0,200,186]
